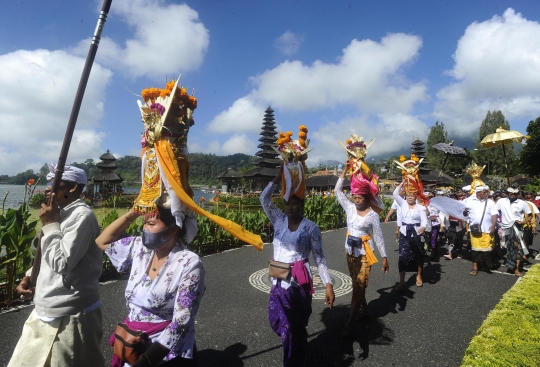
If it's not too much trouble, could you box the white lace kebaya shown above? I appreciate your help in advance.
[106,236,205,361]
[260,182,333,290]
[334,177,387,258]
[393,186,428,236]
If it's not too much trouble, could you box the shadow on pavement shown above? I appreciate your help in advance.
[369,280,418,318]
[423,262,443,285]
[198,342,247,367]
[306,304,395,366]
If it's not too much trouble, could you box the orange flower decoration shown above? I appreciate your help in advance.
[27,178,35,185]
[399,155,406,162]
[298,131,307,139]
[346,139,352,145]
[141,87,161,102]
[299,125,308,133]
[187,95,198,110]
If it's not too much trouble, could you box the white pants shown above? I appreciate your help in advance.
[8,308,104,367]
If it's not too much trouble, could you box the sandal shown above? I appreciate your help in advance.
[469,270,478,276]
[416,277,423,287]
[514,271,524,277]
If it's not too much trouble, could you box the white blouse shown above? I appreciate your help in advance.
[393,186,428,236]
[106,236,205,361]
[334,178,387,258]
[260,182,333,290]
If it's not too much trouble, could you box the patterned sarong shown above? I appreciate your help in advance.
[268,281,312,366]
[398,224,425,273]
[429,225,440,250]
[346,253,371,304]
[501,226,524,271]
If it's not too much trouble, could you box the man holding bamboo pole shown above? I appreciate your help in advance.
[8,166,105,367]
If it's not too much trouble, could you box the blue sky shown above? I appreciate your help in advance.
[1,0,539,174]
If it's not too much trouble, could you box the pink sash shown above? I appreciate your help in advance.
[109,317,171,367]
[291,259,314,295]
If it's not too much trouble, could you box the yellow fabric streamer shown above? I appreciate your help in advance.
[361,234,378,266]
[154,140,264,251]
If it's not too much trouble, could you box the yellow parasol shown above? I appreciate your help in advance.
[480,126,529,186]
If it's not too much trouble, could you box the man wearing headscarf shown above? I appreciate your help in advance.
[496,188,532,277]
[463,185,498,275]
[9,164,104,367]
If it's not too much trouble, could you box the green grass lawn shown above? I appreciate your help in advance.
[461,264,540,367]
[29,207,132,231]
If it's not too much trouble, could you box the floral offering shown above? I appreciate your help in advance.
[274,125,311,163]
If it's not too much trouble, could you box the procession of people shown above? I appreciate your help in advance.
[5,75,539,367]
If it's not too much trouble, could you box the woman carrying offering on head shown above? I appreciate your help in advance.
[335,135,388,337]
[261,126,335,367]
[95,78,263,367]
[393,154,429,291]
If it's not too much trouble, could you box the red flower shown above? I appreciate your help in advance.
[27,179,35,185]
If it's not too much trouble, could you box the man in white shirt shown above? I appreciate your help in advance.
[463,185,498,275]
[9,166,104,367]
[496,187,532,277]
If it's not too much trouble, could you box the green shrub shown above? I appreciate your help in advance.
[101,210,119,229]
[461,264,540,367]
[30,190,47,207]
[102,195,135,208]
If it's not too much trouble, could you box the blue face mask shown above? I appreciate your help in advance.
[141,226,172,250]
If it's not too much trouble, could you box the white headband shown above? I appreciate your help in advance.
[46,163,87,184]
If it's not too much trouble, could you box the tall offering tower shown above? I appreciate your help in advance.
[242,106,281,191]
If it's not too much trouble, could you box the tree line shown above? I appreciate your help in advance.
[0,153,256,186]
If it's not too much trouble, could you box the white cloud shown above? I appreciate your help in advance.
[0,49,112,175]
[221,134,257,155]
[207,97,266,134]
[189,135,256,156]
[435,8,540,136]
[189,140,221,155]
[252,34,426,113]
[71,0,209,78]
[275,31,304,56]
[209,33,427,136]
[309,113,429,166]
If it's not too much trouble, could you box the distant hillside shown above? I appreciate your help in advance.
[0,153,257,186]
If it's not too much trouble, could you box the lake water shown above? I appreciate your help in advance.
[0,184,215,210]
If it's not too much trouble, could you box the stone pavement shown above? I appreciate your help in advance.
[1,224,536,367]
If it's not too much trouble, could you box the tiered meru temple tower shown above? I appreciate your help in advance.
[411,138,431,175]
[242,106,281,191]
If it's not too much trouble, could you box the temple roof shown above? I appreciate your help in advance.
[217,168,242,179]
[242,167,280,178]
[306,175,350,188]
[92,172,123,183]
[99,150,116,162]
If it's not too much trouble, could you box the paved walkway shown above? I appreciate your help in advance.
[1,224,537,367]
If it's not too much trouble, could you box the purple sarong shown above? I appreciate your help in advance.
[269,280,312,367]
[109,317,171,367]
[430,225,440,249]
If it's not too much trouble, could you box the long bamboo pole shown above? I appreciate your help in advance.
[30,0,113,287]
